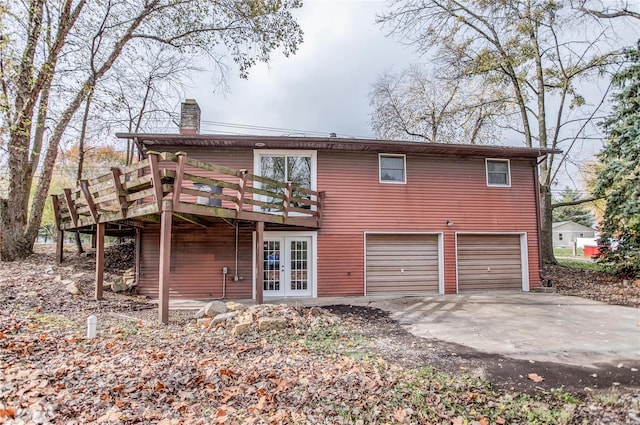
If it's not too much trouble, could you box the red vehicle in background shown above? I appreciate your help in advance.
[584,238,620,259]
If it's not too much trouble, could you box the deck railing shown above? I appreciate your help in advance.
[52,151,324,230]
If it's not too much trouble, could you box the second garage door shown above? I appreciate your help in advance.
[457,234,523,292]
[366,234,440,295]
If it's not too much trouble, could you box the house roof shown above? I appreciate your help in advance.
[552,221,596,231]
[116,133,560,159]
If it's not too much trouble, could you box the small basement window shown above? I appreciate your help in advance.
[486,159,511,187]
[379,154,406,184]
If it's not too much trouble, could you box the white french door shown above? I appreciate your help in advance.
[262,235,312,297]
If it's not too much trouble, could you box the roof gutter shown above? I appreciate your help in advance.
[116,132,561,159]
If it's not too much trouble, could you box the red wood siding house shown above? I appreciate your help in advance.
[52,101,552,323]
[124,135,545,301]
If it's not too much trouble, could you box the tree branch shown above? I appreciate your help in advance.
[551,197,602,209]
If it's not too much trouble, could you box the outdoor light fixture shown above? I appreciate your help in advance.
[255,142,266,147]
[446,220,454,227]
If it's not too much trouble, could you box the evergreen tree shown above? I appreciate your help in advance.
[595,41,640,276]
[552,187,595,228]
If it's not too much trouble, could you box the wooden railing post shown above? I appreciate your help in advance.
[63,189,78,228]
[110,168,127,219]
[172,153,186,205]
[317,191,326,226]
[79,180,98,223]
[148,153,164,212]
[236,170,248,215]
[51,195,61,230]
[282,182,293,219]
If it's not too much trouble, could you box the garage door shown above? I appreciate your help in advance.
[366,234,439,295]
[457,234,522,292]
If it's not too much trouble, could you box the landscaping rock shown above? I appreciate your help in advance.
[258,316,287,331]
[225,301,246,311]
[203,300,227,317]
[211,312,237,324]
[232,321,252,335]
[236,312,253,324]
[197,318,212,328]
[65,282,81,295]
[111,280,129,293]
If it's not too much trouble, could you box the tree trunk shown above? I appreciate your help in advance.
[540,184,556,265]
[0,199,32,261]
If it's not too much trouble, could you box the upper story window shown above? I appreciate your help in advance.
[486,159,511,187]
[254,150,317,212]
[379,154,406,184]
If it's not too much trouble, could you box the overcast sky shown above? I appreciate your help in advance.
[179,0,638,195]
[185,0,415,139]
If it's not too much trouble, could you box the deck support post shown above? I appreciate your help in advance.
[158,200,173,324]
[135,228,142,285]
[56,230,64,264]
[95,222,105,300]
[255,221,264,305]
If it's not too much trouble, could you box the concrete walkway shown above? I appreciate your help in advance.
[166,293,640,367]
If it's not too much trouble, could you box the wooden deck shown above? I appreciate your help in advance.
[52,151,324,232]
[52,151,325,324]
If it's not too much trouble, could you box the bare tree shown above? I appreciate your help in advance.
[0,0,304,260]
[98,44,199,165]
[378,0,635,264]
[369,65,513,144]
[572,0,640,20]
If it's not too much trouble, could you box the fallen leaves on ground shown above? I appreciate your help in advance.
[547,264,640,308]
[0,249,638,424]
[528,373,545,383]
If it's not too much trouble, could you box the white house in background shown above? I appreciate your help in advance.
[552,221,596,247]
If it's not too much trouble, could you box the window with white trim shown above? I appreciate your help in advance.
[379,154,406,184]
[254,150,317,212]
[486,159,511,187]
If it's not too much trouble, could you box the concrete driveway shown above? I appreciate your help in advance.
[366,293,640,367]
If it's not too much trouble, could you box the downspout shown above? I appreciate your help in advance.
[234,222,240,281]
[534,158,544,283]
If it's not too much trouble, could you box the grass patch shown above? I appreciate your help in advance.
[554,247,584,257]
[590,389,622,407]
[372,366,577,424]
[557,258,609,272]
[26,311,75,329]
[261,322,370,359]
